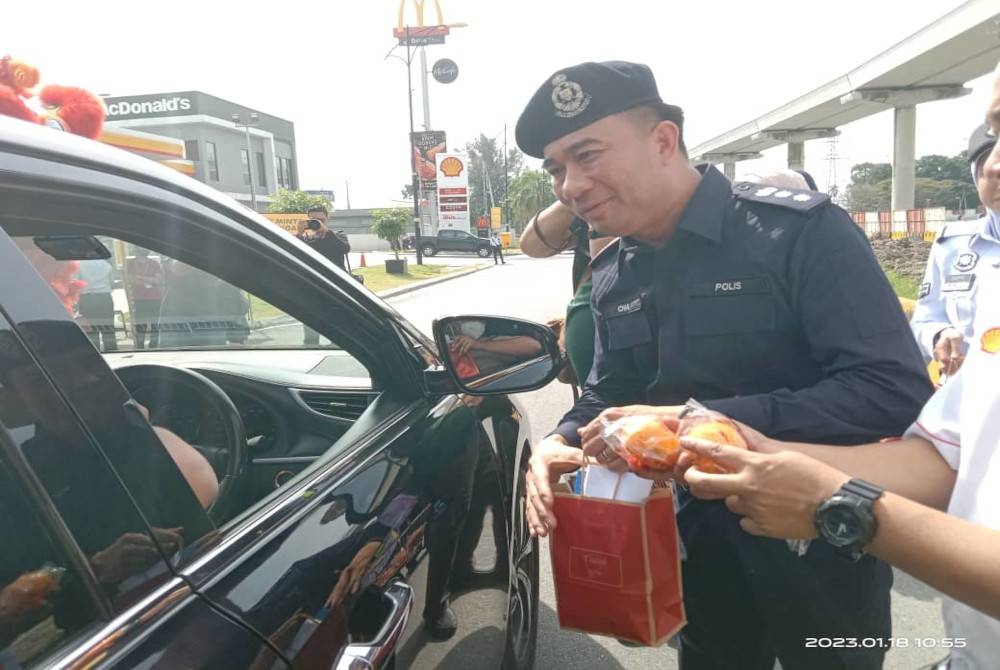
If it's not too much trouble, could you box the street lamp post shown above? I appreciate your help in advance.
[232,112,260,212]
[387,27,424,264]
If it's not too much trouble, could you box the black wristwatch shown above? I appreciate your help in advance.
[814,478,884,561]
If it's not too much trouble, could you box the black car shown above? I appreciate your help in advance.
[0,118,557,669]
[418,230,493,258]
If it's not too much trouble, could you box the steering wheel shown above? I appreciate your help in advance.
[114,364,247,524]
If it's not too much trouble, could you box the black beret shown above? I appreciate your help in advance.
[515,61,675,159]
[968,122,996,165]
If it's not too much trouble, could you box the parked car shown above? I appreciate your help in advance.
[419,229,493,258]
[0,118,555,669]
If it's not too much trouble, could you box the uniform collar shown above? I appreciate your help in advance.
[617,164,730,257]
[674,163,730,244]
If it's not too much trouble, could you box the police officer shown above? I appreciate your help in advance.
[518,61,933,670]
[911,122,1000,378]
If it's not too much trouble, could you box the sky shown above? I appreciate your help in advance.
[6,0,999,208]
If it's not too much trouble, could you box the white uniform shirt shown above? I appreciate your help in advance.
[911,218,1000,362]
[904,301,1000,668]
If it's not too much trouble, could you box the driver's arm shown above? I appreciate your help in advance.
[153,426,219,509]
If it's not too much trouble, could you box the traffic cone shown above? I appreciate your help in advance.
[359,253,367,268]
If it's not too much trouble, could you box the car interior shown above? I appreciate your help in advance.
[1,192,428,532]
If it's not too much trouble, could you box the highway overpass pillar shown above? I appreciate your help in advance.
[892,104,917,211]
[723,162,736,180]
[787,142,805,171]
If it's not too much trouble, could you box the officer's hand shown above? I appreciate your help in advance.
[525,436,584,538]
[934,328,965,376]
[578,405,684,468]
[681,439,847,540]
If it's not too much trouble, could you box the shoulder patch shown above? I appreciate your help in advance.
[935,219,979,243]
[732,182,830,213]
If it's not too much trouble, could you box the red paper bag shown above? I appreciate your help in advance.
[550,482,686,646]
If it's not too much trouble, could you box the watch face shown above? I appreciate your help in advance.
[819,504,863,547]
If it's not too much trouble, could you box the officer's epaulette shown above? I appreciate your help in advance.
[732,182,830,213]
[935,218,979,242]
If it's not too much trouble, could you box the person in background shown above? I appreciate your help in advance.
[520,202,613,387]
[297,205,349,346]
[489,232,506,265]
[910,122,1000,379]
[741,168,813,191]
[76,258,118,352]
[124,246,163,349]
[299,204,350,271]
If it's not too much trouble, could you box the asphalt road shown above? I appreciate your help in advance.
[387,253,948,669]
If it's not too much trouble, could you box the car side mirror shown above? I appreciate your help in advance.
[432,315,561,395]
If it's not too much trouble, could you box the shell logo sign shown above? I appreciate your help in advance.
[439,156,464,178]
[982,327,1000,354]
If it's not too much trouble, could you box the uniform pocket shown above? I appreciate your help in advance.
[685,288,776,337]
[605,310,653,350]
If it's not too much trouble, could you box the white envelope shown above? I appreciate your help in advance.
[580,465,653,503]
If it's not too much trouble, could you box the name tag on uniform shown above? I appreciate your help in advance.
[615,297,642,314]
[687,277,771,298]
[941,274,976,293]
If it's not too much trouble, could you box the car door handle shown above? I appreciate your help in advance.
[335,581,413,670]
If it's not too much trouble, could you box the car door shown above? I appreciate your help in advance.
[0,247,286,670]
[0,136,533,669]
[438,229,459,252]
[458,231,479,253]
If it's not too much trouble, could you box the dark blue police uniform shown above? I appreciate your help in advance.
[554,164,934,669]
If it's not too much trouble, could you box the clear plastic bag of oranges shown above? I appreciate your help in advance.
[677,400,749,474]
[678,400,810,556]
[600,414,681,477]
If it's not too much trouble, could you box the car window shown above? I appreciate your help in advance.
[14,235,341,353]
[440,230,457,239]
[0,312,191,653]
[0,444,103,668]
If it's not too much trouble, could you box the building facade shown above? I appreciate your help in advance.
[102,91,298,211]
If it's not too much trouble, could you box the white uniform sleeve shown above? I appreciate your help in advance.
[903,369,963,470]
[910,242,951,362]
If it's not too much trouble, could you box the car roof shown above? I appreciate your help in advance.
[0,116,265,225]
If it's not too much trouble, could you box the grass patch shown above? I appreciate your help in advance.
[247,264,461,322]
[353,262,453,293]
[249,295,284,321]
[885,270,920,300]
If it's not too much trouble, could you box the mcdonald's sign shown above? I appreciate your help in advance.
[394,0,451,46]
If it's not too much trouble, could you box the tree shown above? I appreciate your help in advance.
[267,189,331,214]
[465,134,524,226]
[371,208,410,260]
[844,181,891,212]
[508,170,556,233]
[916,154,969,182]
[850,162,892,185]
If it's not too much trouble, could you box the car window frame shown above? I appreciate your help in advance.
[0,148,422,395]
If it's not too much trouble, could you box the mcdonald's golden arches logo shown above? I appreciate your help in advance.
[393,0,453,43]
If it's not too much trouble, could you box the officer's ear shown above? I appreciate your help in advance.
[650,120,682,166]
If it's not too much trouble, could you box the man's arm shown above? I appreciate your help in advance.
[682,442,1000,620]
[704,206,934,444]
[519,201,576,258]
[755,435,956,510]
[868,492,1000,619]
